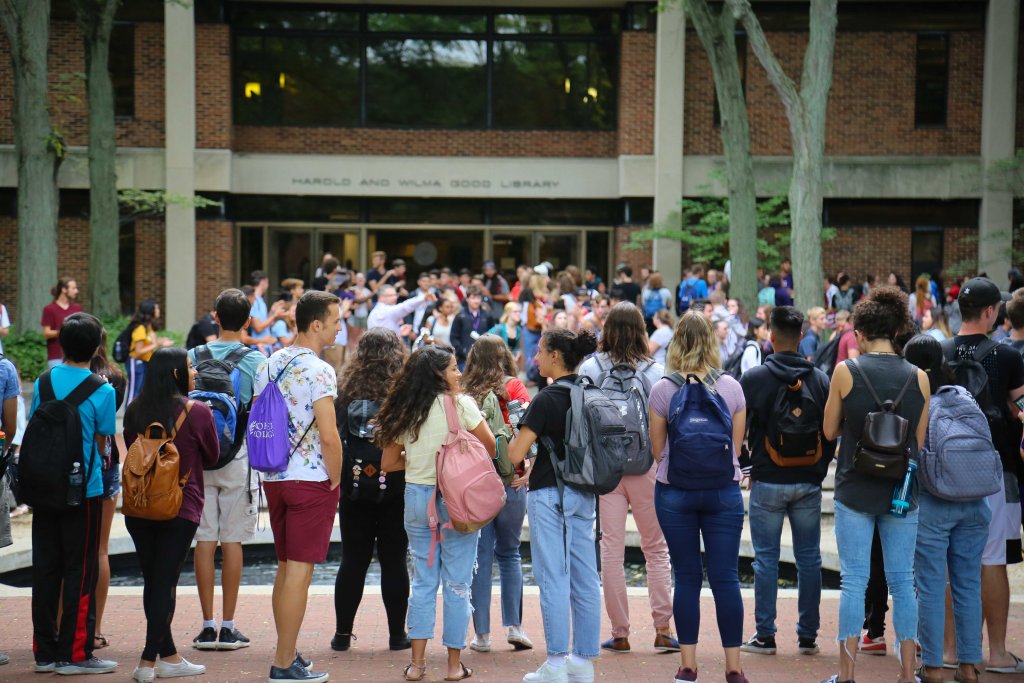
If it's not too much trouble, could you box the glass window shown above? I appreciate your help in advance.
[367,12,486,34]
[366,39,487,126]
[493,40,617,129]
[495,13,554,34]
[556,13,620,35]
[367,198,484,224]
[231,6,359,31]
[915,32,948,128]
[239,226,265,284]
[111,23,134,118]
[235,34,360,126]
[228,196,361,223]
[491,200,620,226]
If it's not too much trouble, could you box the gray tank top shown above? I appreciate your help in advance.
[835,354,925,516]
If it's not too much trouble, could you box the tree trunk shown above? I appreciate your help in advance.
[75,0,120,318]
[789,127,825,311]
[687,0,758,310]
[0,0,61,327]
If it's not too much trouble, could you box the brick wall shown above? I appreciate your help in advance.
[196,24,232,149]
[613,225,653,277]
[618,31,656,156]
[685,30,984,157]
[134,218,165,311]
[196,219,234,314]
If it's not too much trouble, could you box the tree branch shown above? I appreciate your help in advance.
[800,0,839,115]
[725,0,800,119]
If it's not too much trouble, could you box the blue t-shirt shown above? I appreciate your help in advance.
[249,297,272,341]
[30,366,116,499]
[187,341,264,406]
[0,359,19,403]
[269,319,290,342]
[798,330,820,359]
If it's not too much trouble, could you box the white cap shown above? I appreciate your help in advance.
[534,264,550,277]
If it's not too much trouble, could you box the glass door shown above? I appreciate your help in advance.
[318,230,361,272]
[268,229,312,293]
[491,232,531,281]
[537,232,580,273]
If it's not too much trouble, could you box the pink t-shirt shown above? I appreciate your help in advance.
[649,373,746,485]
[836,329,857,365]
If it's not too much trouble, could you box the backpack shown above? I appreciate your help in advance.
[941,338,1004,427]
[479,391,516,486]
[849,358,916,480]
[189,344,258,471]
[593,357,654,476]
[677,279,698,315]
[663,371,735,489]
[918,385,1003,501]
[812,331,846,375]
[757,287,776,306]
[112,323,135,364]
[427,394,507,565]
[341,398,402,502]
[764,371,825,468]
[643,291,664,319]
[121,401,193,521]
[539,376,630,495]
[724,340,760,379]
[17,371,105,511]
[247,352,315,473]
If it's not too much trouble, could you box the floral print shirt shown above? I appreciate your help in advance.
[253,346,337,482]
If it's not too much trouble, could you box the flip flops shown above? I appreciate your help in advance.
[986,653,1024,674]
[444,663,473,681]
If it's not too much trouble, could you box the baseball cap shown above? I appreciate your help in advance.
[483,261,496,270]
[534,263,550,277]
[958,277,1011,308]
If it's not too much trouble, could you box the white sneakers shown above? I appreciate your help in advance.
[132,666,155,683]
[565,658,594,683]
[522,658,594,683]
[470,635,491,653]
[154,658,206,678]
[507,626,535,650]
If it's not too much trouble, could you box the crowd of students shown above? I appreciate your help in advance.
[2,256,1024,683]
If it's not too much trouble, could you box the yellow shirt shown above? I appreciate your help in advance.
[129,324,156,362]
[398,393,483,486]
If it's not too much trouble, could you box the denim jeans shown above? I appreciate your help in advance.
[471,485,527,635]
[915,489,990,667]
[522,328,542,376]
[833,498,918,644]
[749,481,822,640]
[527,485,601,658]
[655,482,745,648]
[404,483,479,649]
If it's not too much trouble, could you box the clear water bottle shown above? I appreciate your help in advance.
[506,399,537,459]
[67,461,83,507]
[890,459,917,517]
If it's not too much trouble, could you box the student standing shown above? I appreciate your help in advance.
[0,352,19,666]
[28,313,118,674]
[508,328,602,683]
[190,290,265,652]
[253,291,344,683]
[126,300,174,404]
[41,277,82,369]
[123,348,219,682]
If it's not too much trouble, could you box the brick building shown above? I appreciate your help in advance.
[0,0,1019,330]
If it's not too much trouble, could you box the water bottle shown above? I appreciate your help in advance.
[890,459,917,517]
[506,400,537,459]
[67,461,84,508]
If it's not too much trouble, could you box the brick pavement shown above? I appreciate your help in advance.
[2,589,1024,683]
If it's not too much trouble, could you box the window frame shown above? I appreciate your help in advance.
[229,3,622,131]
[914,30,950,129]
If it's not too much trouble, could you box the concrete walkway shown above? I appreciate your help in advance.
[2,589,1024,682]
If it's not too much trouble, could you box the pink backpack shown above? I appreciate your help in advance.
[427,393,507,565]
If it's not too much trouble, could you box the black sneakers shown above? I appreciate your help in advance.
[269,655,328,683]
[330,633,354,652]
[218,627,251,651]
[799,637,821,655]
[389,634,412,651]
[739,634,777,655]
[192,627,219,651]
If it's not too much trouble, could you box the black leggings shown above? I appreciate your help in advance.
[334,492,409,640]
[863,526,889,639]
[125,516,199,661]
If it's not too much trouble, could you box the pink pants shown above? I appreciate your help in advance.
[600,464,673,637]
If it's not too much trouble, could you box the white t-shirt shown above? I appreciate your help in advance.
[253,346,338,482]
[399,393,483,486]
[0,304,10,354]
[649,326,673,366]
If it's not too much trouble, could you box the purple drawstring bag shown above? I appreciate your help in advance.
[247,353,312,473]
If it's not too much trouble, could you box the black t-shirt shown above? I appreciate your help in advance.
[186,313,218,350]
[615,282,641,306]
[523,376,575,491]
[953,334,1024,473]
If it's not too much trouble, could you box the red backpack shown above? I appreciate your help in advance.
[427,394,506,565]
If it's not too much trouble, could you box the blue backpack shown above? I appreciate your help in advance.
[664,371,735,489]
[643,291,664,319]
[189,344,259,470]
[677,279,698,315]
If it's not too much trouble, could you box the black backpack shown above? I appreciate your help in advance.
[189,344,258,470]
[341,398,402,502]
[764,370,825,468]
[812,331,846,376]
[724,340,760,379]
[112,324,134,363]
[17,371,105,511]
[941,338,1003,426]
[185,316,210,351]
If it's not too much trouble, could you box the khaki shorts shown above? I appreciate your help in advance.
[195,448,257,544]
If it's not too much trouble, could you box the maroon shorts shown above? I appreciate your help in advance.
[264,480,340,564]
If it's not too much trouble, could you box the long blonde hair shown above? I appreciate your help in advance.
[665,312,721,374]
[528,273,548,299]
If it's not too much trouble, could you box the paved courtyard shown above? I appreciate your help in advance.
[1,587,1024,682]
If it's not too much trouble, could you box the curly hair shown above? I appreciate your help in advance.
[374,345,453,447]
[337,327,408,403]
[852,285,911,343]
[462,334,517,403]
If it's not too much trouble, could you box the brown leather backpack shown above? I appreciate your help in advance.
[121,401,193,521]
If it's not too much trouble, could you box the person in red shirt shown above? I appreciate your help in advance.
[834,309,859,366]
[41,278,83,368]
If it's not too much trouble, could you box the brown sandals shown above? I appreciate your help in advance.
[444,663,473,681]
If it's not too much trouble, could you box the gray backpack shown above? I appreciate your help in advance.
[594,357,655,476]
[918,385,1003,501]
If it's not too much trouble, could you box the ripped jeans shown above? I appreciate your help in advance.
[404,483,480,649]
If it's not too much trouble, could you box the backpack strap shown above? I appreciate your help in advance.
[891,368,918,410]
[38,371,56,403]
[273,351,313,384]
[974,338,1000,364]
[64,373,106,407]
[222,343,256,365]
[442,393,461,443]
[850,357,915,410]
[193,345,213,364]
[664,372,686,388]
